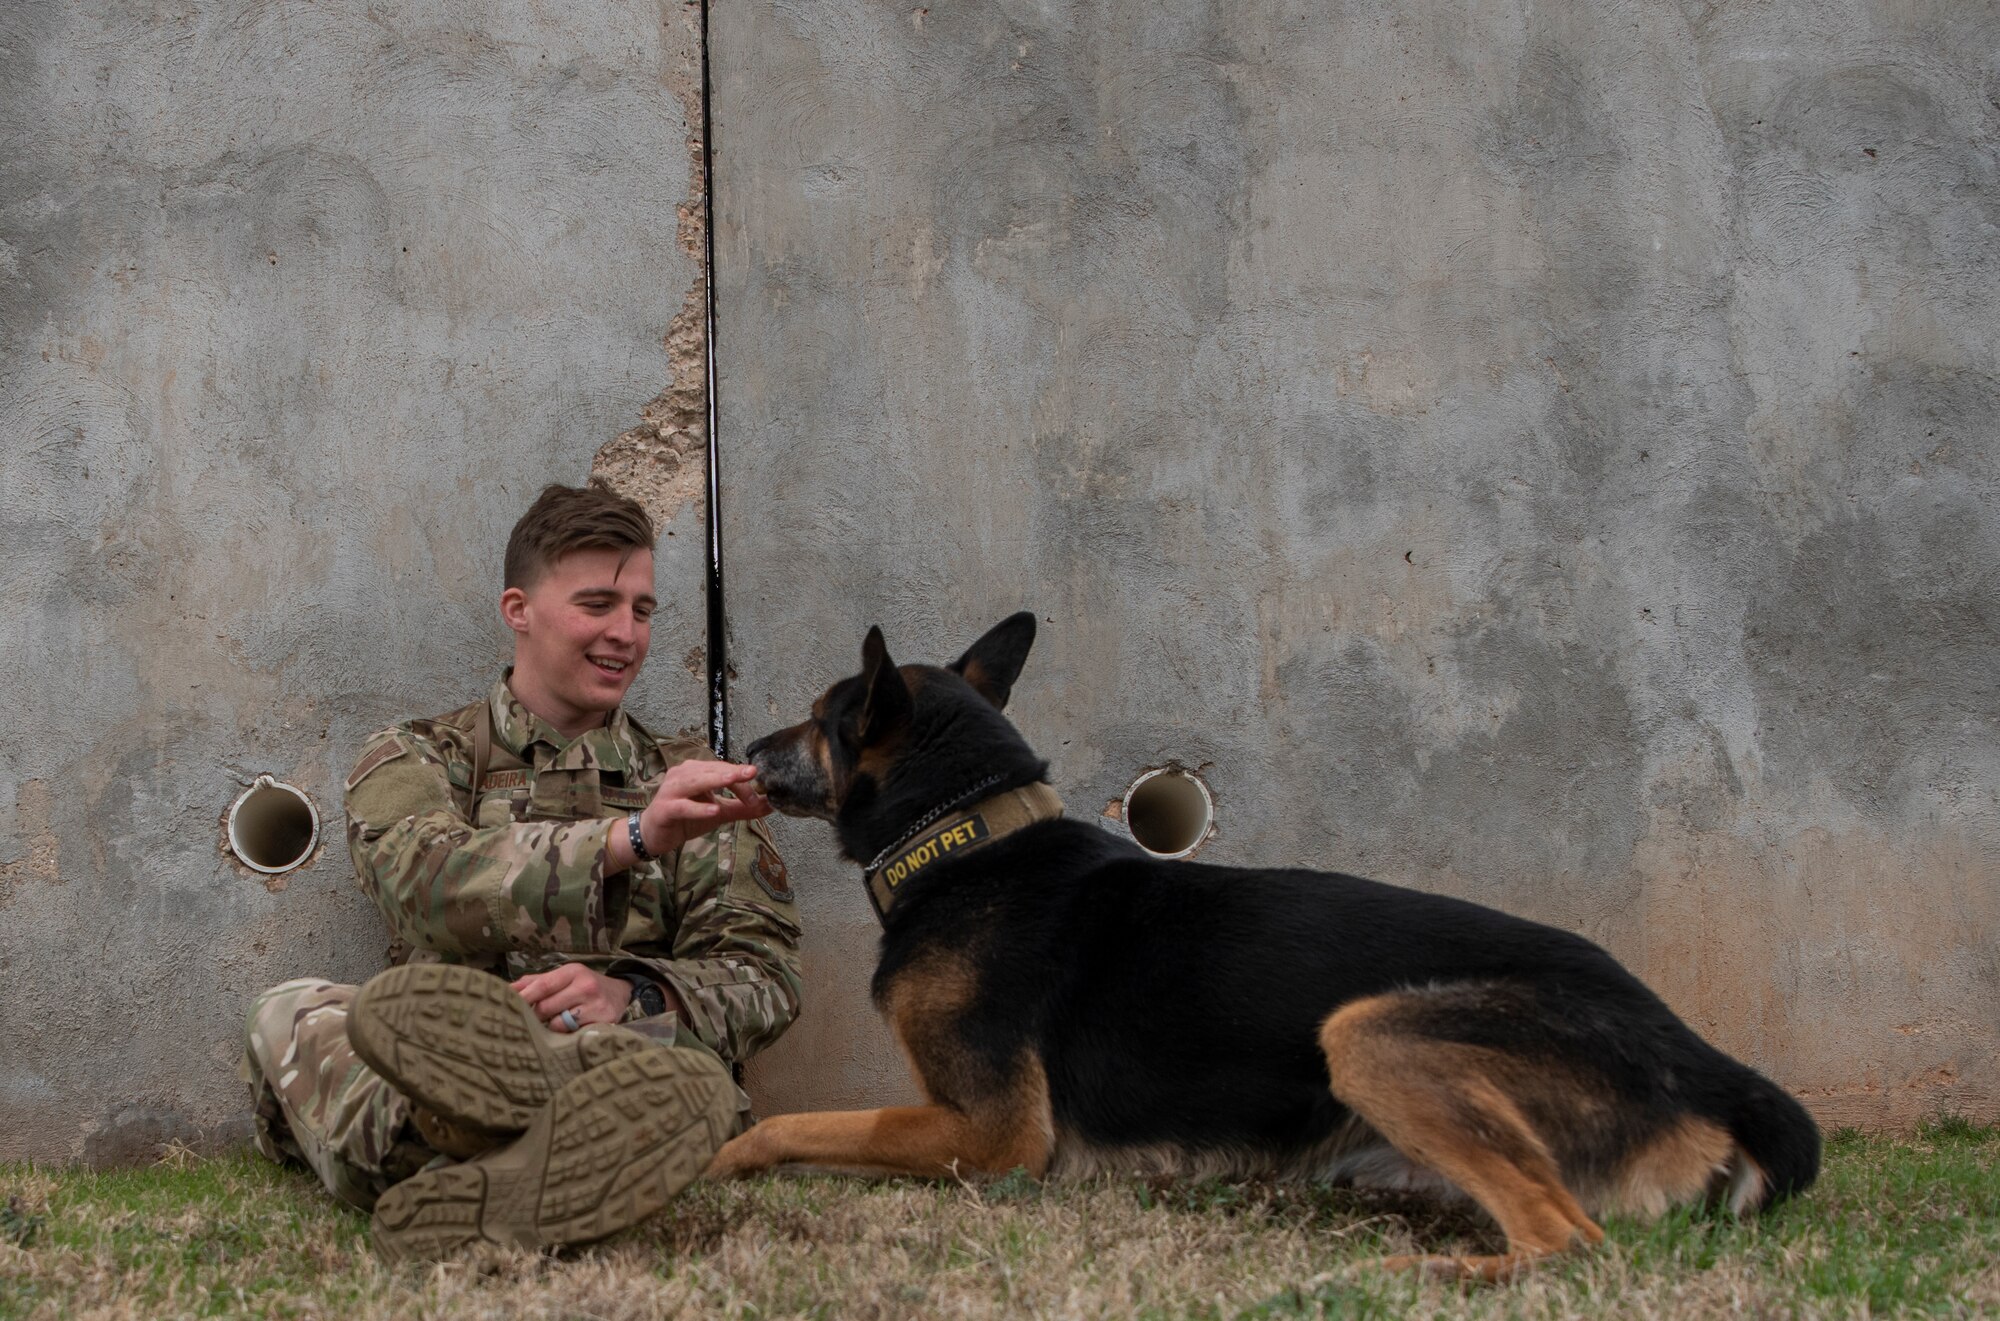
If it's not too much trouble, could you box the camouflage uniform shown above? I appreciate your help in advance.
[240,675,803,1210]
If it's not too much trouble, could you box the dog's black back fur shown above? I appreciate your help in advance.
[878,827,1816,1195]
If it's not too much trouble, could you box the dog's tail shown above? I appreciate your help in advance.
[1722,1067,1820,1212]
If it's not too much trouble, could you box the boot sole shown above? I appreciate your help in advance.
[350,963,653,1134]
[370,1048,734,1262]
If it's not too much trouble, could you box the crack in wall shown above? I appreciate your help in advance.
[591,1,710,530]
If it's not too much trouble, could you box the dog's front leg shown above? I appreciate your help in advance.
[704,1104,1050,1181]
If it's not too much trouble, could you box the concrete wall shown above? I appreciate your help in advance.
[0,1,709,1163]
[724,0,2000,1131]
[3,0,1995,1163]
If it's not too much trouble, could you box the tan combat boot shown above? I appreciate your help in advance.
[370,1047,735,1262]
[349,963,656,1136]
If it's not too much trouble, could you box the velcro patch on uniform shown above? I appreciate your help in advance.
[479,769,530,792]
[345,740,407,792]
[602,787,651,810]
[751,842,793,902]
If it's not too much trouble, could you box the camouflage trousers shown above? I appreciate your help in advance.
[238,976,743,1212]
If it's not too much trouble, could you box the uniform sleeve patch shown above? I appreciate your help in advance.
[751,842,793,903]
[345,739,408,792]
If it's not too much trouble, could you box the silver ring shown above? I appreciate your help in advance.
[556,1008,581,1032]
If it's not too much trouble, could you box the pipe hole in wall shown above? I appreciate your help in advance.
[227,776,319,874]
[1122,766,1214,859]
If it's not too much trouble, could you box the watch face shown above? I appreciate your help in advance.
[625,977,664,1017]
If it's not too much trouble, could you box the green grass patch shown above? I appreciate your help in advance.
[1,1121,1995,1319]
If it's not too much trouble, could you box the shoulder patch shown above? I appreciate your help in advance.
[750,839,793,903]
[345,739,409,792]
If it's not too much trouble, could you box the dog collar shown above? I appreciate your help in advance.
[863,782,1065,923]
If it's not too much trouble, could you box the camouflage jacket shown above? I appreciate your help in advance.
[343,676,803,1065]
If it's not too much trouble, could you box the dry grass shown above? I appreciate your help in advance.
[3,1121,1996,1320]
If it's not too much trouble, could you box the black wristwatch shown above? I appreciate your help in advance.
[622,975,669,1019]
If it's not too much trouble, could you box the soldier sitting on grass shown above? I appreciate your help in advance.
[238,481,803,1261]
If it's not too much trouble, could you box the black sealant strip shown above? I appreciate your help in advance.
[700,0,728,760]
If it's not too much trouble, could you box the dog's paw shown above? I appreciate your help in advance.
[701,1128,771,1180]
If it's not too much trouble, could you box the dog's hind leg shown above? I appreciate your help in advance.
[1319,992,1605,1282]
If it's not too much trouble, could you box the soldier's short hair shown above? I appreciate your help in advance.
[504,482,656,590]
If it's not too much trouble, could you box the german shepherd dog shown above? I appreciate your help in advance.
[707,613,1820,1279]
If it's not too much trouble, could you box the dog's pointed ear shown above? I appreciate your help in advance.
[858,625,912,743]
[949,611,1037,711]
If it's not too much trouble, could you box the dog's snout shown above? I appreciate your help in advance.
[739,723,835,820]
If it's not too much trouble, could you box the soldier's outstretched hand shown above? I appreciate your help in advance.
[633,760,770,859]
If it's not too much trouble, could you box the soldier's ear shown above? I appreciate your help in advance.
[500,586,530,634]
[950,611,1036,711]
[858,625,912,744]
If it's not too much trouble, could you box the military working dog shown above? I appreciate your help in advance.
[705,613,1820,1278]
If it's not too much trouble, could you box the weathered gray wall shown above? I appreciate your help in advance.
[725,0,2000,1131]
[0,1,710,1163]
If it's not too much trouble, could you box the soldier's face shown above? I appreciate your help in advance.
[502,547,656,734]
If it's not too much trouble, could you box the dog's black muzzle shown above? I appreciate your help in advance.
[744,729,834,819]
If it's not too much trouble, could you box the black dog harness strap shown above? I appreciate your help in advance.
[864,782,1064,923]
